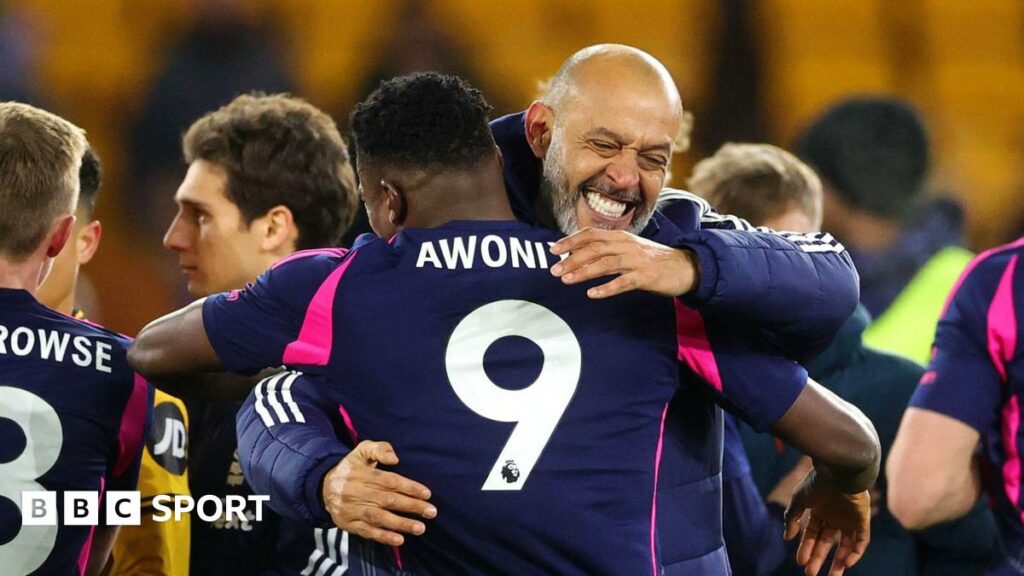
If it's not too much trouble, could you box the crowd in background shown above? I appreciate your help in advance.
[0,0,1022,334]
[3,2,1024,574]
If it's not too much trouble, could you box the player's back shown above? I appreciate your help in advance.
[0,288,149,575]
[302,222,679,575]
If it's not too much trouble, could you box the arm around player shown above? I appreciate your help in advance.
[550,194,860,360]
[236,371,436,545]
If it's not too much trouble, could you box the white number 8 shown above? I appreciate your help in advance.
[446,300,581,491]
[0,386,63,574]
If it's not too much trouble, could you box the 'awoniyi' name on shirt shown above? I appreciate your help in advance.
[207,220,684,575]
[414,234,568,270]
[0,323,114,372]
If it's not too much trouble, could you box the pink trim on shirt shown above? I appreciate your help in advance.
[1003,396,1023,521]
[333,403,403,569]
[941,237,1024,317]
[987,255,1018,382]
[987,255,1022,518]
[337,403,359,445]
[271,247,348,270]
[650,403,669,576]
[281,253,359,366]
[113,374,149,479]
[673,300,723,392]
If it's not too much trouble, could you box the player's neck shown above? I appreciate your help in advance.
[0,256,45,294]
[407,168,515,228]
[51,292,75,316]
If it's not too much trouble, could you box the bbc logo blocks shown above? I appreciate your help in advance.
[22,491,141,526]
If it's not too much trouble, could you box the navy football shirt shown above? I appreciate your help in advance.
[910,238,1024,568]
[0,288,150,575]
[207,222,681,575]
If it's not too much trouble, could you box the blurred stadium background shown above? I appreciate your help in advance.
[2,0,1022,334]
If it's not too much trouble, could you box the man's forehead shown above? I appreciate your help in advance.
[175,160,231,206]
[566,99,680,147]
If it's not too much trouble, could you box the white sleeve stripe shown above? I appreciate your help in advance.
[313,528,334,576]
[281,371,306,423]
[253,374,280,428]
[301,549,323,576]
[326,527,338,562]
[657,187,848,253]
[314,554,333,576]
[798,242,847,253]
[334,531,350,576]
[265,374,291,424]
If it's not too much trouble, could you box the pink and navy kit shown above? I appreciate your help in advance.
[212,222,682,574]
[0,288,150,575]
[207,111,859,575]
[910,239,1024,574]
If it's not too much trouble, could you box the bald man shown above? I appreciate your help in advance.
[492,47,871,574]
[221,49,872,575]
[504,45,855,354]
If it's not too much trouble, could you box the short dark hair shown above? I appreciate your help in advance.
[350,73,496,171]
[183,93,357,250]
[78,147,101,217]
[794,97,929,220]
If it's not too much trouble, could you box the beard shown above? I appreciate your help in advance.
[539,134,657,236]
[540,134,580,235]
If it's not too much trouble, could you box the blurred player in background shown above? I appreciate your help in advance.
[889,238,1024,572]
[794,97,973,365]
[690,143,995,575]
[157,92,387,575]
[0,102,150,575]
[36,148,192,575]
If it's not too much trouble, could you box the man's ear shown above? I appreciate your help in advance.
[46,214,76,258]
[260,205,297,252]
[76,220,102,265]
[381,180,407,226]
[524,101,555,159]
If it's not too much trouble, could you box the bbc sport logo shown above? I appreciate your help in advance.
[21,491,269,525]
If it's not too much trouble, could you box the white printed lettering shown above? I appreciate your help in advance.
[71,336,92,367]
[95,341,112,373]
[11,327,34,356]
[509,238,537,269]
[439,236,477,269]
[37,330,70,362]
[481,235,507,267]
[416,242,442,269]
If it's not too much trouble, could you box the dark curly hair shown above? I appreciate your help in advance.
[350,73,496,171]
[183,93,358,250]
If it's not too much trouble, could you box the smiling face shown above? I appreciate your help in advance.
[539,67,681,235]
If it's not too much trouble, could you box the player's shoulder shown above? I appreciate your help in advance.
[970,238,1024,275]
[265,247,352,284]
[657,187,707,210]
[952,238,1024,299]
[271,247,350,272]
[42,307,134,350]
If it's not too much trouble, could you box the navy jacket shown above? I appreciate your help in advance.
[232,111,861,575]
